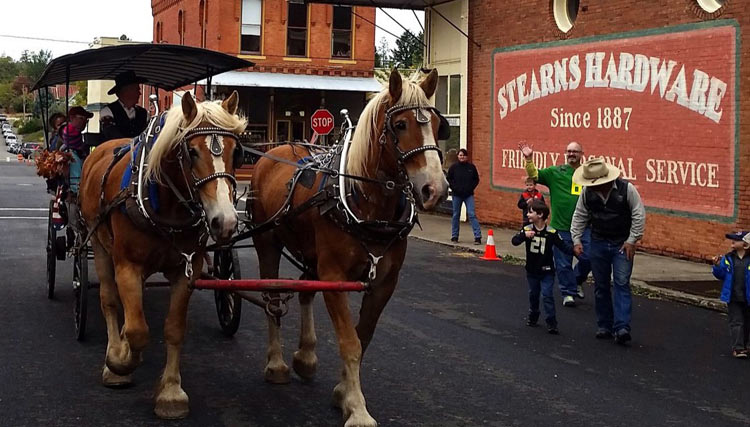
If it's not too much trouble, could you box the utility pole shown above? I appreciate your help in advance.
[22,85,27,118]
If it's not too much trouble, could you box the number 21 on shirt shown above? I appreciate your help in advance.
[530,236,546,254]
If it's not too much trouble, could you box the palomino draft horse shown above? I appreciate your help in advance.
[79,92,245,418]
[251,69,448,426]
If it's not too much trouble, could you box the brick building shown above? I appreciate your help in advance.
[467,0,747,260]
[151,0,380,144]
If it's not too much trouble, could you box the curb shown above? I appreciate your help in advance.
[408,234,726,314]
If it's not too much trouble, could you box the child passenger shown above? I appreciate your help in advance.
[712,231,750,359]
[511,199,571,334]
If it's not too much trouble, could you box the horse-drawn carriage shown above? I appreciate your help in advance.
[34,43,449,426]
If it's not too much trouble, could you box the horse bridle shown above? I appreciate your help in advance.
[379,104,446,167]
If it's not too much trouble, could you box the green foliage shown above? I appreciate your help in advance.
[391,31,424,69]
[17,117,42,134]
[71,81,88,106]
[22,129,44,142]
[0,50,52,114]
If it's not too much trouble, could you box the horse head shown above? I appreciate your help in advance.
[146,91,247,243]
[350,69,449,210]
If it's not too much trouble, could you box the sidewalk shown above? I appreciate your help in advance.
[410,213,725,313]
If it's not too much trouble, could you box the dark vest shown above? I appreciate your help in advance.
[583,178,631,243]
[107,101,148,139]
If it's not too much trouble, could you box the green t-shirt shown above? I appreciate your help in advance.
[528,163,581,231]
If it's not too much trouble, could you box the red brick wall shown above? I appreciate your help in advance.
[152,0,375,77]
[469,1,750,261]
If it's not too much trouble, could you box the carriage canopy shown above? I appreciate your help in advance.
[32,44,255,91]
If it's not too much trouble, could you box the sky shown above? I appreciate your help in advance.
[0,1,423,61]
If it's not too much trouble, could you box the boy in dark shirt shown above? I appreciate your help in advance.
[517,176,545,226]
[512,199,572,334]
[712,231,750,358]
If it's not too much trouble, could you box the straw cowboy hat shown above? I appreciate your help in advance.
[107,70,147,95]
[572,156,621,186]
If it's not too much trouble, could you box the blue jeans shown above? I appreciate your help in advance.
[554,228,591,297]
[451,194,481,240]
[589,238,634,333]
[527,272,557,327]
[68,151,83,194]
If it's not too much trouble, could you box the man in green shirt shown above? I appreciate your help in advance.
[520,142,591,307]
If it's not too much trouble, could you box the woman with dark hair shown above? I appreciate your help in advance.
[48,112,66,151]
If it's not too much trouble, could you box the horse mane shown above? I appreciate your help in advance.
[346,72,432,183]
[145,99,247,182]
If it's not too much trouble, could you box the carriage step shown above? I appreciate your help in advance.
[193,278,368,292]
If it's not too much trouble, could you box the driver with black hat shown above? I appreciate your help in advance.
[100,70,149,141]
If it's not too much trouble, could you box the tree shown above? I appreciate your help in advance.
[19,49,52,84]
[374,37,391,68]
[391,30,423,69]
[71,81,88,107]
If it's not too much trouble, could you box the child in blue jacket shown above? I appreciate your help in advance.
[712,231,750,359]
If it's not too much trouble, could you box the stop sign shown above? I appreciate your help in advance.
[311,109,334,135]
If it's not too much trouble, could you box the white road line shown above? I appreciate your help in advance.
[0,208,47,211]
[17,183,32,186]
[0,216,46,220]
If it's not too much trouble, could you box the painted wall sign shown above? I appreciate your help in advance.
[490,22,738,219]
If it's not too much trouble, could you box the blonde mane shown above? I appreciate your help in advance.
[145,99,247,181]
[346,72,432,181]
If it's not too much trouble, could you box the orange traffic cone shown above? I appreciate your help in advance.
[17,153,23,162]
[480,229,502,261]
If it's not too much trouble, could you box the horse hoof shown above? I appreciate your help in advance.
[101,365,133,388]
[264,363,291,384]
[292,350,318,380]
[154,389,189,420]
[344,413,378,427]
[105,347,141,376]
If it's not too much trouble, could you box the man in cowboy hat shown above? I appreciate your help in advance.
[100,70,148,141]
[570,157,646,345]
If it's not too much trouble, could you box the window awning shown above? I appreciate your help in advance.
[303,0,454,10]
[201,71,383,92]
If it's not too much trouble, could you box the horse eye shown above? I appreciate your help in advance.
[188,148,198,157]
[395,121,407,130]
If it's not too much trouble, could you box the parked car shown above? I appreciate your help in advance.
[6,142,18,153]
[2,123,10,132]
[6,134,17,145]
[20,142,41,158]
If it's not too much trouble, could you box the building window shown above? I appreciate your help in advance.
[178,10,185,44]
[287,3,308,57]
[436,74,461,115]
[697,0,725,13]
[552,0,579,33]
[331,6,352,58]
[241,0,262,53]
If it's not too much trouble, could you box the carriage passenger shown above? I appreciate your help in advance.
[62,106,93,192]
[99,71,148,141]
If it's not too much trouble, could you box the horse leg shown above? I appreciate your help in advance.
[153,265,197,419]
[105,259,148,376]
[356,267,399,355]
[254,232,290,384]
[292,290,318,380]
[91,235,132,387]
[322,288,376,427]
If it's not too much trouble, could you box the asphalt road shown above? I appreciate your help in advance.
[0,140,748,426]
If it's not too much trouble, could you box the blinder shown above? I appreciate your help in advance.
[437,112,451,141]
[233,144,244,169]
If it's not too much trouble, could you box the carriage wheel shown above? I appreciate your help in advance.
[46,200,57,299]
[213,249,242,337]
[73,246,89,341]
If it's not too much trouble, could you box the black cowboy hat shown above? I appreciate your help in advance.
[107,70,148,95]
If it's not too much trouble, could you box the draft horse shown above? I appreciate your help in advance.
[251,69,449,426]
[79,91,245,419]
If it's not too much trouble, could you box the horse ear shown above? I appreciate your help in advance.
[222,90,239,115]
[419,69,438,99]
[182,91,198,123]
[389,68,402,103]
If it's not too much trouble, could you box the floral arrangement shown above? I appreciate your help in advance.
[36,150,73,179]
